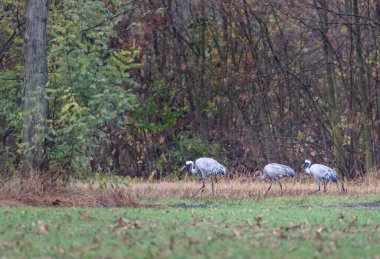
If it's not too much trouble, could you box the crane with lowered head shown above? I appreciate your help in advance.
[181,157,226,197]
[260,163,296,193]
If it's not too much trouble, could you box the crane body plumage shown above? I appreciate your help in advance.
[182,157,226,197]
[303,159,338,192]
[261,163,296,193]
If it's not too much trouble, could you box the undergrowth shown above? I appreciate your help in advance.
[0,172,138,207]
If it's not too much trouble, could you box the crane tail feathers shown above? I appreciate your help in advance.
[329,170,338,182]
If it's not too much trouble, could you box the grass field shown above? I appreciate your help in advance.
[1,193,380,258]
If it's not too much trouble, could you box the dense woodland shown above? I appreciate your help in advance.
[0,0,379,182]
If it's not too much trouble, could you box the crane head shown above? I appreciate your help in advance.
[303,159,311,169]
[180,161,193,172]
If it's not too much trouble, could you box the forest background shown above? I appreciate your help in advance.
[1,0,379,183]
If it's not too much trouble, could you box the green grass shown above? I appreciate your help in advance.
[1,195,380,258]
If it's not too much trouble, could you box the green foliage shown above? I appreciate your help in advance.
[1,196,380,258]
[0,0,25,175]
[0,69,23,174]
[1,0,139,177]
[133,80,180,133]
[46,1,138,174]
[0,69,23,133]
[2,0,379,178]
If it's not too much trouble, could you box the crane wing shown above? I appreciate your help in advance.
[269,163,296,177]
[312,164,338,182]
[196,158,226,176]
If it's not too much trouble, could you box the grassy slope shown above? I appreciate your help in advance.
[0,195,380,258]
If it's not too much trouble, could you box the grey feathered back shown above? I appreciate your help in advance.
[262,163,296,179]
[195,157,226,178]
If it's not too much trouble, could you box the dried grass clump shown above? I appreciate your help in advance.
[0,172,138,207]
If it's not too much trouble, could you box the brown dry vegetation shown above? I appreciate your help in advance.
[1,170,379,207]
[0,174,138,207]
[130,170,380,200]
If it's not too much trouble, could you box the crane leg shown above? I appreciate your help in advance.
[314,181,321,193]
[278,179,283,194]
[211,176,215,197]
[192,178,206,197]
[266,181,273,192]
[323,180,327,192]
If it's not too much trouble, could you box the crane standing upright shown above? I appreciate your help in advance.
[181,157,226,197]
[302,159,338,192]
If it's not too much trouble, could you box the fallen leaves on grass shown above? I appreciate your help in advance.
[110,217,143,230]
[32,221,49,235]
[0,241,11,249]
[52,246,65,253]
[255,215,263,227]
[232,228,241,239]
[80,211,93,221]
[111,217,130,228]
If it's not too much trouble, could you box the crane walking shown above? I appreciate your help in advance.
[302,159,338,192]
[181,157,226,197]
[260,163,296,193]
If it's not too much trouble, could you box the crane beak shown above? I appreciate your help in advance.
[180,165,186,171]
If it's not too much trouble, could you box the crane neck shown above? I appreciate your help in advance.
[189,162,197,174]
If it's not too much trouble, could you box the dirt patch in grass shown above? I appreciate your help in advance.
[0,174,138,208]
[343,202,380,209]
[172,203,216,209]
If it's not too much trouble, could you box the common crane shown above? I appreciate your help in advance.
[181,157,226,197]
[260,163,296,193]
[302,159,338,192]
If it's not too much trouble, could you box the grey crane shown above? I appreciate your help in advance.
[181,157,226,197]
[302,159,338,192]
[260,163,296,193]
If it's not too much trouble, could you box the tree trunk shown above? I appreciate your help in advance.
[197,1,209,143]
[344,0,359,177]
[353,0,373,172]
[374,0,380,168]
[23,0,49,175]
[317,0,342,169]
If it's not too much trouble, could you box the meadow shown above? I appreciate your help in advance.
[1,176,380,258]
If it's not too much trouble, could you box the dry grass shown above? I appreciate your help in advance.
[1,170,379,206]
[130,172,380,200]
[0,173,138,207]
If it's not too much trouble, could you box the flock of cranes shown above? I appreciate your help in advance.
[182,157,339,197]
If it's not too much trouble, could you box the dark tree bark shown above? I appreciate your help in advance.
[23,0,49,175]
[317,0,342,169]
[353,0,373,172]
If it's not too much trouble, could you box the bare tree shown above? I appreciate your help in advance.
[353,0,373,172]
[316,0,342,168]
